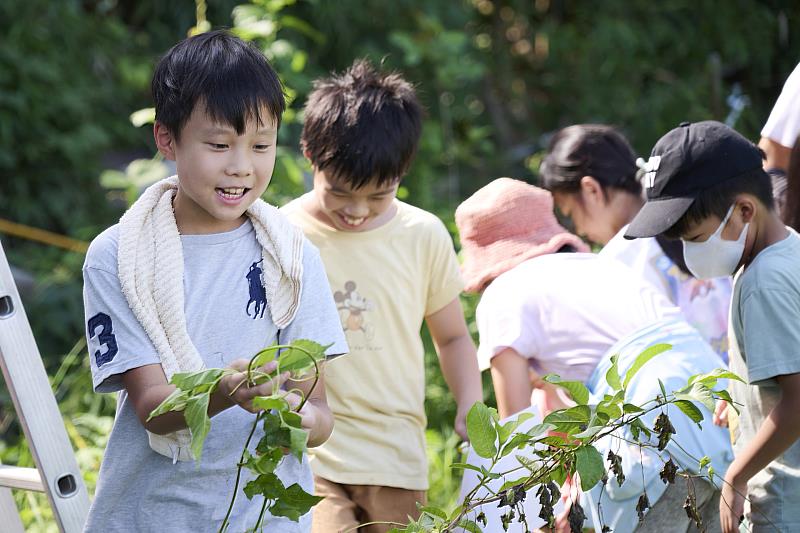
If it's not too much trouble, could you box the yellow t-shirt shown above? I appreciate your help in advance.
[282,198,464,490]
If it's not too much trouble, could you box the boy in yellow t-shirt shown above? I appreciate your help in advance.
[282,59,482,532]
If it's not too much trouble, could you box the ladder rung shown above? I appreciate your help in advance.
[0,465,44,492]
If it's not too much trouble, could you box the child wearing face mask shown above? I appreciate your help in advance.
[625,121,800,533]
[539,124,732,362]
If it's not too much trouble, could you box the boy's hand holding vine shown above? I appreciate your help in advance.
[218,359,290,413]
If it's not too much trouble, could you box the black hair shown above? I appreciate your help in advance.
[784,135,800,231]
[540,124,641,196]
[662,168,775,239]
[152,29,285,140]
[300,59,422,189]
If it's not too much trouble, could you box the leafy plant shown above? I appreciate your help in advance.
[390,343,747,533]
[148,338,330,532]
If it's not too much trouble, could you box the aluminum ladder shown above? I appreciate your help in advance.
[0,239,90,531]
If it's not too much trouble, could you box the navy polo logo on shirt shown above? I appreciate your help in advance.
[246,260,267,320]
[87,312,119,367]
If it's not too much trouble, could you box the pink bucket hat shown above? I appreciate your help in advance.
[456,178,589,293]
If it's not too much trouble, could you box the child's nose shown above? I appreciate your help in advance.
[344,203,369,217]
[225,150,254,177]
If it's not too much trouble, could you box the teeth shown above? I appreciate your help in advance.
[218,187,245,199]
[342,215,366,226]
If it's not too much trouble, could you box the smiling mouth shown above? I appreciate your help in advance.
[216,187,249,200]
[339,213,367,227]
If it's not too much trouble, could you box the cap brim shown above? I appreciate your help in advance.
[624,196,695,239]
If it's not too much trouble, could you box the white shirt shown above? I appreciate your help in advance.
[762,62,800,148]
[475,253,681,381]
[601,227,731,361]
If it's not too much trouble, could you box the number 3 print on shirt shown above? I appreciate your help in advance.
[87,312,119,367]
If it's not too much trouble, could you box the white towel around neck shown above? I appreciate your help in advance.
[117,176,304,462]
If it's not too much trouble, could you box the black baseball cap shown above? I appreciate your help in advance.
[624,120,764,239]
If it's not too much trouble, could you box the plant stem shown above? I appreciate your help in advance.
[296,353,321,412]
[218,413,261,533]
[253,496,270,531]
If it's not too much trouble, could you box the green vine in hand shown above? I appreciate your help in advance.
[147,339,331,532]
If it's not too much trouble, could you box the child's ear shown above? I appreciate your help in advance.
[154,122,177,161]
[579,175,605,205]
[736,194,758,223]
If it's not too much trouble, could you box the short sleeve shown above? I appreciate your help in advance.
[424,220,464,316]
[279,241,349,359]
[762,63,800,148]
[83,267,160,393]
[474,283,541,371]
[741,288,800,383]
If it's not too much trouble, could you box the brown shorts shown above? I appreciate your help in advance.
[311,475,426,533]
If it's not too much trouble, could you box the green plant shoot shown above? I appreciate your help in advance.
[147,338,331,532]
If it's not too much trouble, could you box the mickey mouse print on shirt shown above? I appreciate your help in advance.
[334,281,375,341]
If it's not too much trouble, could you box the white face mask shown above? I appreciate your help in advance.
[682,204,749,279]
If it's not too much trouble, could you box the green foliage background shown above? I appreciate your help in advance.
[1,0,798,527]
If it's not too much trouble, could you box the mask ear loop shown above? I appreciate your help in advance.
[713,203,737,237]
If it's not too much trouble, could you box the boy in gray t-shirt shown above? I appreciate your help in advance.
[625,121,800,532]
[82,31,346,532]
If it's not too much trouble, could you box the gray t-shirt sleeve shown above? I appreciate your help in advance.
[280,241,348,359]
[83,266,161,393]
[742,287,800,383]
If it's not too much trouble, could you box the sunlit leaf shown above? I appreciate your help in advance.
[280,410,308,461]
[496,411,533,443]
[674,399,704,424]
[277,339,331,376]
[171,369,227,392]
[500,432,531,457]
[623,343,672,388]
[714,389,739,414]
[527,422,556,439]
[543,405,591,434]
[466,402,497,459]
[688,368,745,388]
[515,454,542,473]
[576,445,605,490]
[147,388,189,420]
[185,393,211,462]
[450,462,483,473]
[543,375,590,405]
[252,394,290,412]
[674,382,715,412]
[419,505,448,520]
[605,354,622,392]
[458,519,483,533]
[623,403,645,414]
